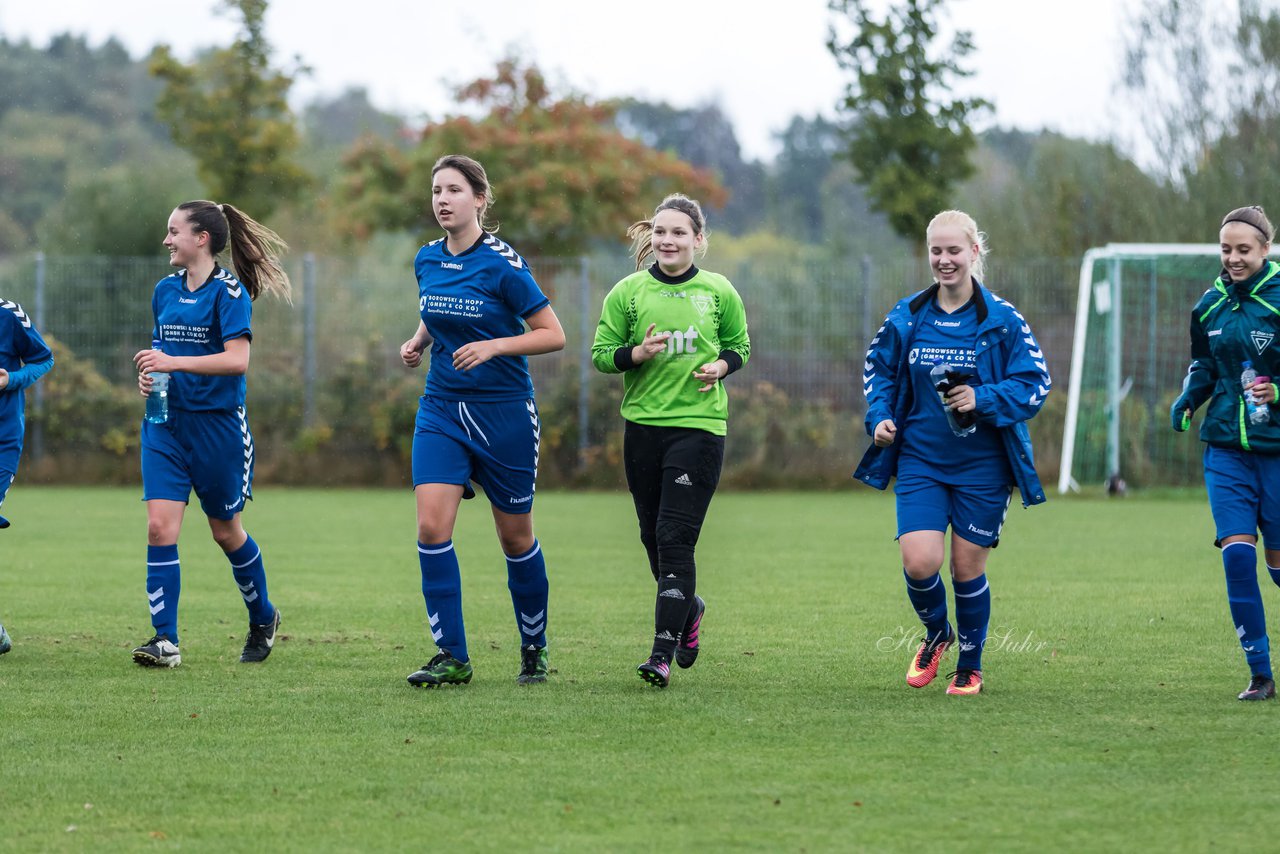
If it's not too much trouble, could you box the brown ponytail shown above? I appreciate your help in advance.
[175,200,292,302]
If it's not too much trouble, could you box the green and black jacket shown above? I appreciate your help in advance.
[1173,260,1280,453]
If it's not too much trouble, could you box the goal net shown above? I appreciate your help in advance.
[1059,244,1252,493]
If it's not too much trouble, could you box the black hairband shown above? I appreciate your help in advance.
[1223,215,1271,242]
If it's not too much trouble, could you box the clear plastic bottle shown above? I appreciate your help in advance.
[1241,361,1270,425]
[144,338,169,424]
[929,362,977,437]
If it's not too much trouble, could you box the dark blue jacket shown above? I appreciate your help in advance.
[853,282,1051,507]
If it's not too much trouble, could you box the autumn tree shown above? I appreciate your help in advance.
[826,0,989,245]
[149,0,308,217]
[339,58,726,256]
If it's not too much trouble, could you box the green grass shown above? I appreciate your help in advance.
[1,486,1277,852]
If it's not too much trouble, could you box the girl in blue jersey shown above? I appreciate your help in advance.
[0,297,54,654]
[400,155,565,688]
[130,200,291,669]
[855,210,1051,696]
[1172,205,1280,701]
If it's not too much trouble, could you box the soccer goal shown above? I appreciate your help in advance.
[1058,244,1259,493]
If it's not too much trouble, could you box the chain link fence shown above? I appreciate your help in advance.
[0,251,1080,489]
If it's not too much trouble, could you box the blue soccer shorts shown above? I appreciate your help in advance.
[894,474,1012,548]
[1203,445,1280,547]
[141,407,254,521]
[412,395,541,514]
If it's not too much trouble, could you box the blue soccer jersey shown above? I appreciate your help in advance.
[897,299,1011,486]
[151,267,252,411]
[414,233,550,402]
[0,298,53,468]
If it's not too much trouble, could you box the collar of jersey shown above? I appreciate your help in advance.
[648,263,699,285]
[179,265,223,292]
[909,279,988,324]
[441,233,487,258]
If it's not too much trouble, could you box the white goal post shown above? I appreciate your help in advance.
[1057,243,1267,494]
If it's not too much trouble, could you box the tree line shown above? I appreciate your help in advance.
[1,0,1274,268]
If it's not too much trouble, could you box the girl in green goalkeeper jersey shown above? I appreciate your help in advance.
[591,194,751,689]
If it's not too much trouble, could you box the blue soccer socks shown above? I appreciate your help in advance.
[1268,562,1280,591]
[1223,542,1272,678]
[146,544,181,644]
[505,539,548,649]
[419,540,468,663]
[904,570,949,643]
[225,534,275,626]
[953,574,991,672]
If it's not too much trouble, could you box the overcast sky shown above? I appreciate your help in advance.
[0,0,1133,161]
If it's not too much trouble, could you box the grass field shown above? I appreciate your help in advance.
[2,486,1278,852]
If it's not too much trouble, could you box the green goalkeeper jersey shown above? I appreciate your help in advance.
[591,264,751,435]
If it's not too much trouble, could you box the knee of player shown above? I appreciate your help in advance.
[655,519,699,548]
[209,525,244,552]
[902,560,944,579]
[418,525,449,545]
[147,519,179,545]
[496,531,535,557]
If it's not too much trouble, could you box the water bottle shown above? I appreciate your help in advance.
[1242,361,1270,425]
[929,362,977,437]
[144,339,169,424]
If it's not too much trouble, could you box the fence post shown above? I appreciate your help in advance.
[577,256,590,474]
[31,252,46,463]
[303,253,317,429]
[860,254,873,351]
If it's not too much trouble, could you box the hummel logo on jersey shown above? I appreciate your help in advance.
[216,269,243,299]
[1208,329,1222,337]
[659,588,686,600]
[674,473,693,486]
[656,630,676,641]
[0,300,31,328]
[1252,330,1274,354]
[934,319,961,327]
[483,234,523,269]
[179,297,197,304]
[440,261,463,271]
